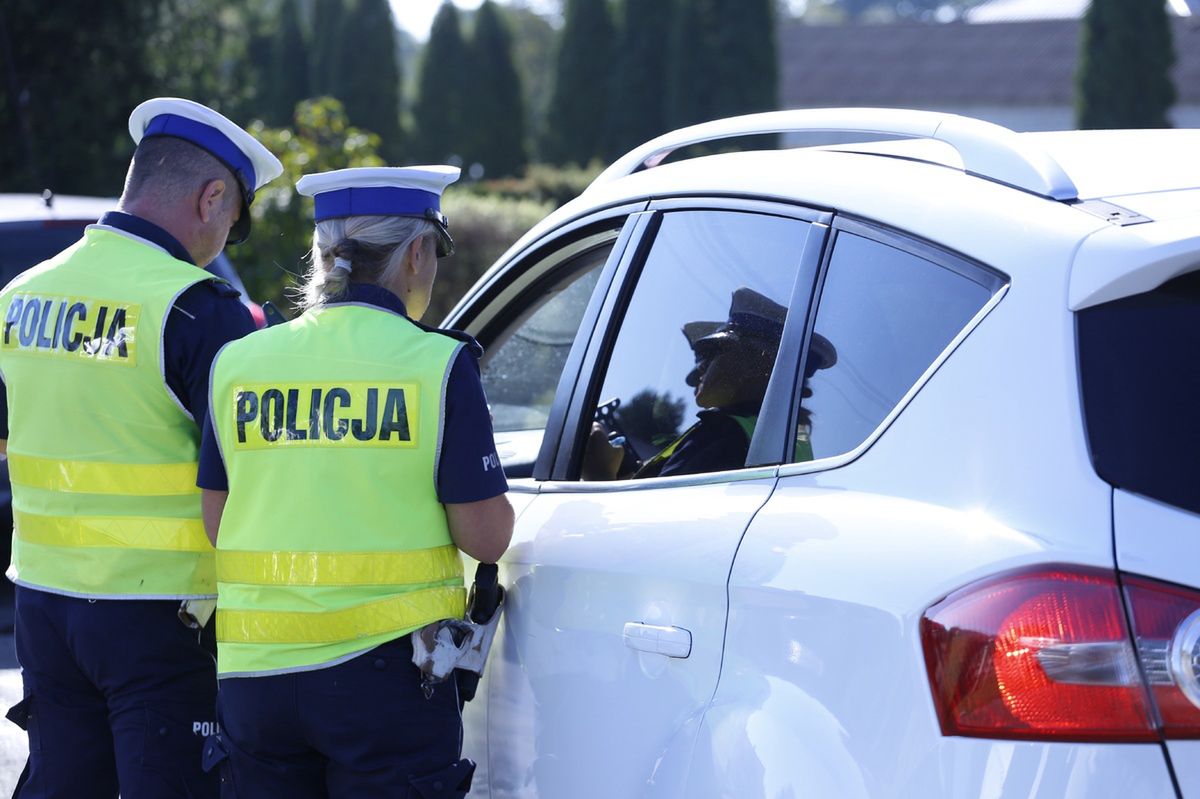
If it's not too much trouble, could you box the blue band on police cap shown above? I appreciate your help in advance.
[312,187,441,222]
[143,113,257,195]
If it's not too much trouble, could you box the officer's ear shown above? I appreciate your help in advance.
[197,179,228,225]
[404,234,432,274]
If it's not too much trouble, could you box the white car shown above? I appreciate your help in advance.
[444,109,1200,798]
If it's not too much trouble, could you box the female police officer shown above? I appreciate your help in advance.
[196,166,514,797]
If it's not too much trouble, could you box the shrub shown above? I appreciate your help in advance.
[430,191,555,324]
[472,161,603,209]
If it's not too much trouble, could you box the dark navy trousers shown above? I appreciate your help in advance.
[9,585,219,798]
[211,636,473,798]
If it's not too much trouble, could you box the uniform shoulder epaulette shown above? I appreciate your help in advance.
[202,276,244,301]
[408,319,484,359]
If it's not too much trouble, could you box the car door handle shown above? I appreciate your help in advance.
[623,622,692,658]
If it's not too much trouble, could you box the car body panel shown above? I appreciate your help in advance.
[1113,489,1200,597]
[782,223,1111,556]
[1113,490,1200,799]
[476,478,775,798]
[1102,187,1200,222]
[461,482,540,796]
[694,677,1174,798]
[706,473,1120,798]
[1068,215,1200,310]
[481,146,1107,298]
[0,193,116,222]
[1168,740,1200,797]
[1020,129,1200,200]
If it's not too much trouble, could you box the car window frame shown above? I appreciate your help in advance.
[776,215,1010,476]
[543,196,833,489]
[444,204,650,484]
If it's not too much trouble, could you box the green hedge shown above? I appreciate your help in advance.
[472,161,603,209]
[429,191,555,324]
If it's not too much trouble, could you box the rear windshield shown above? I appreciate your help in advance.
[1077,269,1200,514]
[0,222,88,288]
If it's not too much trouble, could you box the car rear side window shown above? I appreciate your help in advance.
[796,232,994,462]
[1077,269,1200,515]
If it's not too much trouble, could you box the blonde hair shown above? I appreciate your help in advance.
[297,215,436,311]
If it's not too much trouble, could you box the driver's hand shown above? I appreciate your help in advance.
[581,422,625,481]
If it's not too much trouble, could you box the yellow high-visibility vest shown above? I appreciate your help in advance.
[0,227,216,598]
[209,301,466,676]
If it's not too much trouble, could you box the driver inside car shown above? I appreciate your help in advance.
[583,287,836,480]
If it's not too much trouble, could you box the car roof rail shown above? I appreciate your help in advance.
[587,108,1079,202]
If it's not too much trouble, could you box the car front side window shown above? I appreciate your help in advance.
[580,210,810,481]
[476,242,612,477]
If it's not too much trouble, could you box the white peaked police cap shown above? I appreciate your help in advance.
[296,166,462,257]
[128,97,284,244]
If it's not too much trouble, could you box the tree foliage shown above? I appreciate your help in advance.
[427,191,553,323]
[710,0,777,118]
[0,0,149,194]
[0,0,273,195]
[466,2,527,178]
[606,0,676,159]
[1076,0,1176,129]
[411,2,474,163]
[234,98,386,309]
[667,0,712,129]
[617,388,688,449]
[542,0,616,166]
[262,0,310,127]
[334,0,403,159]
[309,0,343,98]
[668,0,779,131]
[237,100,552,322]
[145,0,262,117]
[496,6,557,161]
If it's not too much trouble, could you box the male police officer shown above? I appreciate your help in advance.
[0,97,282,798]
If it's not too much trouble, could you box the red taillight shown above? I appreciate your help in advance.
[923,565,1200,742]
[1124,576,1200,738]
[921,566,1157,741]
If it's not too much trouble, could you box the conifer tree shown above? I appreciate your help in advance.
[1,0,160,193]
[411,2,473,163]
[335,0,403,158]
[667,0,778,131]
[606,0,675,159]
[263,0,310,126]
[468,1,527,177]
[667,0,714,130]
[710,0,777,117]
[542,0,615,166]
[309,0,343,97]
[1076,0,1176,129]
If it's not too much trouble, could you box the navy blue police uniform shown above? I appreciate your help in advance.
[639,404,761,479]
[196,281,508,797]
[1,212,256,798]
